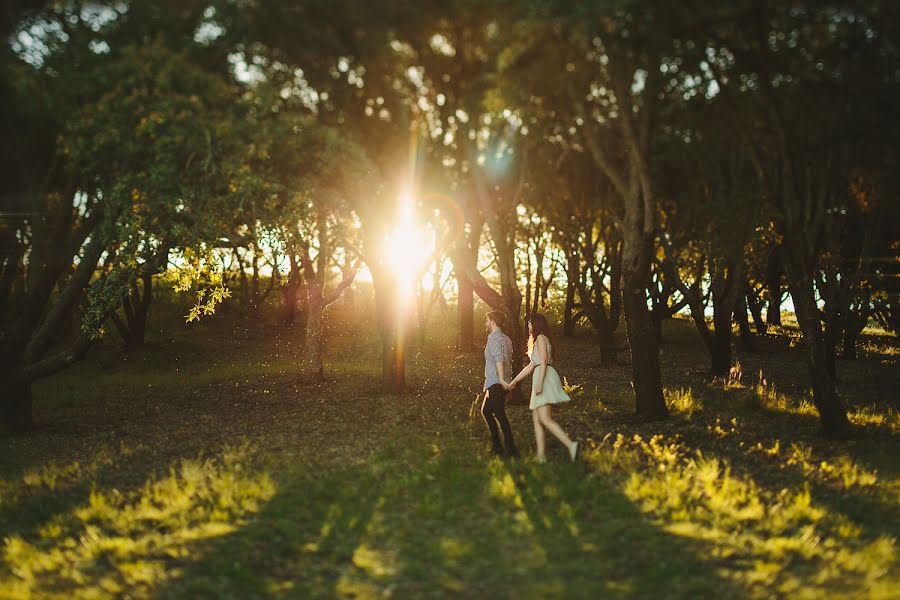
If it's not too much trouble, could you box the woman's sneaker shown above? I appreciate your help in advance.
[569,441,579,462]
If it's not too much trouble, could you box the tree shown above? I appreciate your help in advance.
[660,126,763,376]
[558,5,671,419]
[716,1,896,434]
[1,18,243,431]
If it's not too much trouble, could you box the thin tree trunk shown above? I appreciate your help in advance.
[576,281,620,367]
[416,280,426,347]
[735,295,756,352]
[251,245,261,311]
[123,270,152,349]
[282,277,300,324]
[823,315,838,380]
[282,252,304,325]
[563,251,578,337]
[788,273,850,436]
[747,290,767,334]
[455,223,480,353]
[540,259,555,310]
[531,246,543,316]
[238,252,249,308]
[524,245,533,321]
[765,250,782,327]
[457,273,475,352]
[710,305,733,377]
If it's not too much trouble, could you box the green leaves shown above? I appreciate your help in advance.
[167,246,231,323]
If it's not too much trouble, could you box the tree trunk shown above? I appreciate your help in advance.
[416,281,426,347]
[129,292,149,348]
[788,274,850,436]
[457,270,475,352]
[649,280,670,344]
[710,309,733,378]
[710,336,732,377]
[707,260,743,376]
[823,317,838,380]
[282,284,299,324]
[281,255,302,324]
[747,290,767,335]
[623,278,667,420]
[531,246,543,317]
[563,251,578,337]
[654,313,663,343]
[524,247,532,321]
[765,250,782,327]
[735,295,756,353]
[302,301,325,381]
[122,269,152,350]
[454,223,481,354]
[506,301,525,375]
[381,330,404,394]
[371,266,405,394]
[598,325,619,366]
[250,246,261,312]
[238,254,250,308]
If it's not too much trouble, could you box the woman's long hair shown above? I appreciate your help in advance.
[526,313,557,362]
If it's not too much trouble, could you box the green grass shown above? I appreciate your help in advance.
[1,306,898,598]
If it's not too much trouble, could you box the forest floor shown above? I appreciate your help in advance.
[1,301,898,599]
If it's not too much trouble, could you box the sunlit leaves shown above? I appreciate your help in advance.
[165,246,232,323]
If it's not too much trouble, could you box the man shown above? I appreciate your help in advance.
[482,310,518,458]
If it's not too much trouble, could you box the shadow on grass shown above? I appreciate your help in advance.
[0,440,160,542]
[152,433,736,599]
[0,441,275,598]
[670,391,900,543]
[152,460,387,598]
[495,460,741,599]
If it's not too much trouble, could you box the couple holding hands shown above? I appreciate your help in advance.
[481,310,579,463]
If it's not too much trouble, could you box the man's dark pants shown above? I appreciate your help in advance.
[482,384,518,457]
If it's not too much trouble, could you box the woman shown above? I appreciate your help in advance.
[507,313,578,463]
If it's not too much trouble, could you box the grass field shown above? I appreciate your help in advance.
[1,301,898,599]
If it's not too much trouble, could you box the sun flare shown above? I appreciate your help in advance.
[383,194,433,301]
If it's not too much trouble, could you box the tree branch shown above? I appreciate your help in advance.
[22,329,94,383]
[23,228,107,364]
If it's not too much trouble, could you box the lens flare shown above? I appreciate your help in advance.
[383,191,433,305]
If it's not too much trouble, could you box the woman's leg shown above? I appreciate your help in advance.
[537,405,573,448]
[532,408,546,460]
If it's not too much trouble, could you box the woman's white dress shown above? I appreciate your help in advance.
[529,335,571,410]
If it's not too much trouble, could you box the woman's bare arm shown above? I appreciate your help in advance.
[535,335,549,395]
[509,361,536,387]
